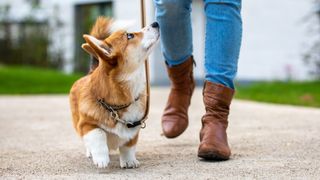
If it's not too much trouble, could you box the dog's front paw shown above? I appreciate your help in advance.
[91,150,110,168]
[119,145,139,168]
[83,128,109,168]
[120,158,140,169]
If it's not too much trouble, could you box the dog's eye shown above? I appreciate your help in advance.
[127,33,134,40]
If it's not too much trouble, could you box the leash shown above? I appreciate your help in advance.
[140,0,151,125]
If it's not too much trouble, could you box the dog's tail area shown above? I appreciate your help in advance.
[90,16,113,40]
[88,16,113,73]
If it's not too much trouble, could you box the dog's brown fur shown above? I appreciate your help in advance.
[69,17,159,168]
[69,17,146,143]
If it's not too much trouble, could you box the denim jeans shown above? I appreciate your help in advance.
[154,0,242,89]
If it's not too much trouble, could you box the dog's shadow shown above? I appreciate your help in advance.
[75,142,240,175]
[77,143,194,174]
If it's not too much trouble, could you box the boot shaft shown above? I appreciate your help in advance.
[202,81,234,127]
[166,57,195,92]
[203,81,234,107]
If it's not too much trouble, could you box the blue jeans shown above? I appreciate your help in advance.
[154,0,242,89]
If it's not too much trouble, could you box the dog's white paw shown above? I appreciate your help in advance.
[83,128,109,168]
[119,145,139,168]
[91,150,110,168]
[120,158,140,169]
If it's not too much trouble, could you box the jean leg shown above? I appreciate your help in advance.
[154,0,193,66]
[204,0,242,89]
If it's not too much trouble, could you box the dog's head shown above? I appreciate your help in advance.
[82,18,159,76]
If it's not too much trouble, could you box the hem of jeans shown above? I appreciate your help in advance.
[205,77,235,89]
[164,54,193,67]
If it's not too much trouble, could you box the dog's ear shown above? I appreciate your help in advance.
[83,34,112,61]
[81,43,98,60]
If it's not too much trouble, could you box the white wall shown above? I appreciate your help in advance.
[238,0,316,81]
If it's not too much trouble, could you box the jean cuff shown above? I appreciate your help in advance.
[164,54,192,67]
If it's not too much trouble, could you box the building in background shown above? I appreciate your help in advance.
[0,0,317,84]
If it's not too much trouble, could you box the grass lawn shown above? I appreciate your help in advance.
[0,65,82,94]
[1,65,319,108]
[235,81,320,108]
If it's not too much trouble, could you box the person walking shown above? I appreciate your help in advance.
[153,0,242,160]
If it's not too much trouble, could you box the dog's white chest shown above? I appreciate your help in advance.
[98,102,143,150]
[99,65,145,149]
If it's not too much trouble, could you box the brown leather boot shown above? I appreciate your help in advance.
[198,81,234,160]
[162,57,195,138]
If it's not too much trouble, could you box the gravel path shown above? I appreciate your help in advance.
[1,88,320,179]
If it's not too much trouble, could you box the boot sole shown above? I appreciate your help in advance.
[198,151,230,161]
[161,121,188,139]
[162,129,186,139]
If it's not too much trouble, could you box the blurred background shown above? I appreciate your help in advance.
[0,0,319,107]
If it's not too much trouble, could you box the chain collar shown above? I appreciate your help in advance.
[97,96,140,111]
[97,96,146,128]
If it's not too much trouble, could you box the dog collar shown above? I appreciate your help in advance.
[97,96,140,111]
[97,96,146,128]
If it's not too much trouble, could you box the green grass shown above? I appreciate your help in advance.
[0,65,82,94]
[235,81,320,108]
[1,66,319,108]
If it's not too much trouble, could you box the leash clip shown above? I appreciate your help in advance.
[140,121,146,129]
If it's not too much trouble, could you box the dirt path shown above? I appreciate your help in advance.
[0,88,319,179]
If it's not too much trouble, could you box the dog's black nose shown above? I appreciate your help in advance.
[151,22,159,28]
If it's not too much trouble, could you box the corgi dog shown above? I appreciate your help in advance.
[69,17,159,169]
